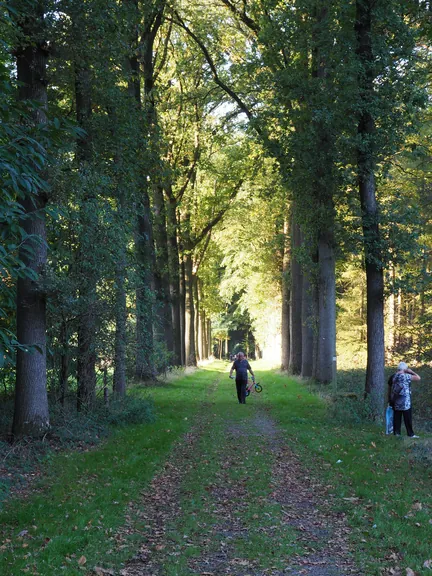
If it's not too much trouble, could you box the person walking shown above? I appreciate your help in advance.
[229,351,255,404]
[388,361,421,438]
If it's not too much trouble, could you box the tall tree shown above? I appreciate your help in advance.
[12,0,50,436]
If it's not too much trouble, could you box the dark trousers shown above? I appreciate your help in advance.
[393,408,414,436]
[236,379,247,404]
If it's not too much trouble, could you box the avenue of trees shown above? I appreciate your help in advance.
[1,0,431,435]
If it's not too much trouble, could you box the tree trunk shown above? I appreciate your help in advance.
[75,59,97,410]
[152,184,174,358]
[134,1,166,380]
[135,193,156,380]
[315,229,336,383]
[201,307,207,360]
[197,279,204,361]
[281,216,291,371]
[386,267,395,360]
[207,320,212,358]
[290,219,303,374]
[301,271,315,378]
[179,258,186,365]
[311,2,336,385]
[113,245,127,397]
[59,320,69,406]
[129,38,155,380]
[184,253,197,366]
[12,1,50,437]
[356,0,385,417]
[166,194,182,365]
[193,274,200,362]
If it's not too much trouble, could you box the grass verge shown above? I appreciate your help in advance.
[262,368,432,576]
[0,367,214,576]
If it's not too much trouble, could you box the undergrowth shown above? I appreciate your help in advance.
[0,394,154,505]
[0,367,211,575]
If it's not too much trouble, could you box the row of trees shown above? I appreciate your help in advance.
[196,0,431,418]
[1,0,263,436]
[1,0,431,435]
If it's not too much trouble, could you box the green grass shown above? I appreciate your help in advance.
[0,367,215,576]
[2,362,432,576]
[262,368,432,576]
[145,368,308,574]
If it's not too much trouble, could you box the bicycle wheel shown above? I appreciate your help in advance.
[245,389,250,397]
[255,384,263,393]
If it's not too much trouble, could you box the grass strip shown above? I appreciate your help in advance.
[263,368,432,576]
[0,368,216,576]
[147,365,307,575]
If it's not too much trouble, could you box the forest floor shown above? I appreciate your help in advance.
[1,362,432,576]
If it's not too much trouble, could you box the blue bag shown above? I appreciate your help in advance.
[385,405,394,435]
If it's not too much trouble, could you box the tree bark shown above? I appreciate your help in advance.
[311,1,336,384]
[196,278,204,361]
[290,219,303,374]
[134,0,167,379]
[166,194,182,365]
[59,319,69,406]
[184,253,197,366]
[75,59,97,410]
[152,184,174,358]
[355,0,385,416]
[281,217,291,371]
[113,242,127,397]
[179,258,186,365]
[193,274,200,362]
[301,271,315,378]
[12,0,50,437]
[207,319,212,358]
[135,192,156,380]
[127,7,156,380]
[201,306,207,360]
[315,229,336,383]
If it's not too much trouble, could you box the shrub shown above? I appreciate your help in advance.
[102,395,155,427]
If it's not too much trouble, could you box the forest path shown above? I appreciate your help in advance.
[118,368,360,576]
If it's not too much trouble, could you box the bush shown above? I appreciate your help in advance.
[328,393,375,425]
[101,395,155,427]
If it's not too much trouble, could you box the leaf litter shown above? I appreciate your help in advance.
[115,379,362,576]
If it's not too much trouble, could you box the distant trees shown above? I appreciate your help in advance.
[187,0,431,417]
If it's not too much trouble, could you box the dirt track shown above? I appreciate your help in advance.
[118,378,360,576]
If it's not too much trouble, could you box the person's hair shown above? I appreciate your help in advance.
[398,361,408,371]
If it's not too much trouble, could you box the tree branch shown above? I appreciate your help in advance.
[219,0,260,35]
[173,12,259,131]
[194,230,212,274]
[190,179,244,248]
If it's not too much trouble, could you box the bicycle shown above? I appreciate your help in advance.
[245,379,263,397]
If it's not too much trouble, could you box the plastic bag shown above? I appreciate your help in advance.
[385,405,394,435]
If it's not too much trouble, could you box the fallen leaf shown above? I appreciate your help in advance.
[406,569,416,576]
[78,556,87,566]
[423,559,432,569]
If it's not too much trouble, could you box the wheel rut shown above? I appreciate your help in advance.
[115,379,361,576]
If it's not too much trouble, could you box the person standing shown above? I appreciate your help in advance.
[389,361,421,438]
[229,351,255,404]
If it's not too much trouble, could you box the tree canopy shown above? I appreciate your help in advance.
[1,0,431,434]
